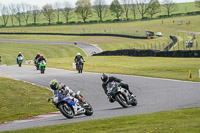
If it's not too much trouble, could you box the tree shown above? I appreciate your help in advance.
[75,0,92,23]
[62,1,72,24]
[14,4,23,26]
[21,3,32,25]
[147,0,161,18]
[195,0,200,9]
[54,2,62,24]
[0,5,9,26]
[42,4,55,25]
[110,0,124,20]
[31,5,41,25]
[162,0,177,17]
[93,0,108,22]
[8,4,16,26]
[121,0,130,20]
[136,0,151,19]
[130,0,137,20]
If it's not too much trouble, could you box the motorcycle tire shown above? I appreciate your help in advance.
[115,93,128,108]
[19,63,21,67]
[58,103,74,119]
[83,101,93,116]
[131,98,138,106]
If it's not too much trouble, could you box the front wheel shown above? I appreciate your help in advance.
[58,103,74,119]
[115,93,128,108]
[83,101,93,116]
[41,67,45,74]
[131,98,137,106]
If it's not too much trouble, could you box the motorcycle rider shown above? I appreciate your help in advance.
[38,54,46,70]
[34,53,40,64]
[74,53,85,69]
[101,73,134,102]
[49,79,83,104]
[17,52,23,64]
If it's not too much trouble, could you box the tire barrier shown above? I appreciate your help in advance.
[164,35,178,51]
[93,49,200,58]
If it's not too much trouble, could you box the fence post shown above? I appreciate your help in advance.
[196,40,198,50]
[183,41,185,50]
[178,42,179,50]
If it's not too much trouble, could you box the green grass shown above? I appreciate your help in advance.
[0,35,171,51]
[0,77,57,123]
[1,42,200,82]
[47,56,200,82]
[0,42,86,65]
[1,15,200,51]
[2,107,200,133]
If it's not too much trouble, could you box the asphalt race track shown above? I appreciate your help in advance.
[0,40,102,56]
[0,65,200,131]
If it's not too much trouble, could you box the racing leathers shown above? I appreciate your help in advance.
[74,55,85,69]
[102,76,133,102]
[52,83,82,104]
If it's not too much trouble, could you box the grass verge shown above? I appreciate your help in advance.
[0,77,57,123]
[0,42,85,65]
[47,56,200,82]
[2,107,200,133]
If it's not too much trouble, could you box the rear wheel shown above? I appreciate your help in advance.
[115,93,128,108]
[83,101,93,116]
[19,62,22,67]
[58,103,74,119]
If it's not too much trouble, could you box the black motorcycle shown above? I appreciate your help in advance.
[76,61,84,73]
[107,82,137,108]
[34,58,39,70]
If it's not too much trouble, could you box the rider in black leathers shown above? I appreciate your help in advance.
[74,53,85,69]
[34,53,40,65]
[101,73,134,103]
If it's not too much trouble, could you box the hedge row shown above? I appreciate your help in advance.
[93,49,200,57]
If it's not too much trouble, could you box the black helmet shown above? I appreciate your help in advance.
[49,79,59,90]
[101,73,108,82]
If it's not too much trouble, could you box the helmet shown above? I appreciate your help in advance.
[77,53,81,56]
[40,54,44,59]
[19,52,21,54]
[49,80,59,90]
[101,73,108,82]
[37,53,40,56]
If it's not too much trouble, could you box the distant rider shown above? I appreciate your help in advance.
[17,52,23,64]
[34,53,40,64]
[38,54,46,70]
[101,73,134,102]
[38,54,46,63]
[74,53,85,69]
[49,79,83,103]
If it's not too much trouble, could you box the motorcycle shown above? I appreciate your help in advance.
[39,60,46,74]
[47,91,93,119]
[76,61,84,73]
[34,58,39,70]
[17,56,23,67]
[107,82,137,108]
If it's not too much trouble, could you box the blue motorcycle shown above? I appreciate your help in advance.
[17,56,23,67]
[48,91,93,119]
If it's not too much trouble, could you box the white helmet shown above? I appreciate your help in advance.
[19,52,21,54]
[77,53,81,56]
